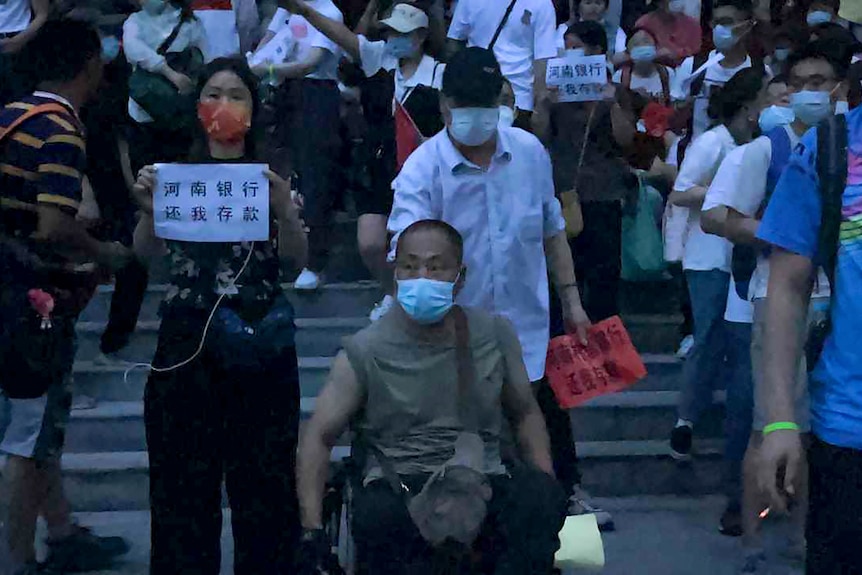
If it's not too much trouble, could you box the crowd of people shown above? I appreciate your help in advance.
[1,0,862,573]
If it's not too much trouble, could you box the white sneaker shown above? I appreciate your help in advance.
[676,334,695,359]
[294,268,322,291]
[369,295,395,322]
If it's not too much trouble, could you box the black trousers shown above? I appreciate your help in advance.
[144,310,301,575]
[534,378,581,494]
[351,465,566,575]
[570,201,622,323]
[807,435,862,574]
[279,79,342,273]
[100,256,148,354]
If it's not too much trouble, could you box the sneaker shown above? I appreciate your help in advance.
[92,351,133,367]
[676,334,695,359]
[369,295,395,322]
[294,268,322,291]
[719,501,743,537]
[70,394,98,411]
[739,549,768,574]
[568,486,615,531]
[45,525,130,572]
[670,423,693,461]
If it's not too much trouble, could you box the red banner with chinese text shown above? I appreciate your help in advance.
[546,316,647,409]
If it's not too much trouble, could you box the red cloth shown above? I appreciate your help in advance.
[545,316,647,409]
[641,102,674,137]
[394,99,423,170]
[635,12,703,64]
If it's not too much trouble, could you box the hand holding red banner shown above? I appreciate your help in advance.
[546,316,647,409]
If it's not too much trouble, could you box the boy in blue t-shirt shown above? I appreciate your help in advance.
[757,103,862,573]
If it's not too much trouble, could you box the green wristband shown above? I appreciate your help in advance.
[762,421,800,435]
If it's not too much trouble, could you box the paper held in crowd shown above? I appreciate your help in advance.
[545,53,607,102]
[679,51,726,92]
[248,27,296,67]
[555,514,605,570]
[153,163,270,243]
[546,316,647,409]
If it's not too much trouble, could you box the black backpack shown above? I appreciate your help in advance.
[806,113,847,368]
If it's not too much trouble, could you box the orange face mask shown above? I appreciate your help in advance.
[197,100,252,144]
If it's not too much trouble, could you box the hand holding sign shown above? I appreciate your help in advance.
[546,316,647,409]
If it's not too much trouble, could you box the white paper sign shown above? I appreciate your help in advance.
[153,163,270,243]
[248,27,296,66]
[546,54,607,102]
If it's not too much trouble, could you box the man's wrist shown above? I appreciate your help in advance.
[762,421,800,436]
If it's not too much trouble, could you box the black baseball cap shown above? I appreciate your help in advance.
[442,47,504,107]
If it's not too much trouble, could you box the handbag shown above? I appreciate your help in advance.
[621,176,666,281]
[0,289,76,399]
[128,17,203,130]
[369,306,492,548]
[561,106,596,239]
[207,295,297,371]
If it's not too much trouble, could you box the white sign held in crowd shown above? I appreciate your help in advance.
[153,163,270,243]
[545,54,607,103]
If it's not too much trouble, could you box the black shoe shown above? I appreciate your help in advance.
[719,501,743,537]
[670,424,693,461]
[44,525,130,572]
[12,562,56,575]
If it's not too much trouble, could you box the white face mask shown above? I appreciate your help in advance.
[498,105,515,128]
[448,107,500,146]
[835,100,850,115]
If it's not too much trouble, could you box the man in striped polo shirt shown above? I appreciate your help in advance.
[0,19,132,575]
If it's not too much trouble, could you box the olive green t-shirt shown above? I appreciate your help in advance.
[343,306,525,481]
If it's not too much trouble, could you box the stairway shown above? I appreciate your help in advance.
[40,276,729,513]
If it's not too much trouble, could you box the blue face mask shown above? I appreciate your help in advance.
[712,24,738,52]
[773,48,791,62]
[101,36,121,62]
[449,107,500,146]
[807,10,832,26]
[396,277,457,324]
[630,45,657,63]
[758,105,795,133]
[385,35,419,59]
[791,90,832,126]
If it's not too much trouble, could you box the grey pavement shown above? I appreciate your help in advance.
[5,496,804,575]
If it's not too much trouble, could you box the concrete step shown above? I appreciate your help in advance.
[78,283,385,324]
[74,313,683,364]
[24,439,725,512]
[76,317,371,361]
[70,353,688,402]
[64,390,725,454]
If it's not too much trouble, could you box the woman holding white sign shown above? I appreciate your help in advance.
[132,57,308,574]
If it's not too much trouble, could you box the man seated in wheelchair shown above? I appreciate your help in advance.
[297,219,567,575]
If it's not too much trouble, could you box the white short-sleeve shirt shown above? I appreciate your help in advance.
[267,2,343,81]
[0,0,30,35]
[612,66,674,99]
[357,35,445,103]
[388,127,566,381]
[674,124,736,272]
[672,52,761,139]
[448,0,557,112]
[702,144,754,323]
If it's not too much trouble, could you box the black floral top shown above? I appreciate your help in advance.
[161,157,284,319]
